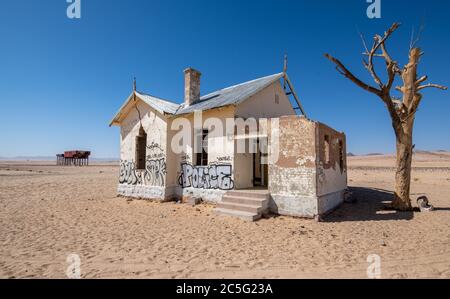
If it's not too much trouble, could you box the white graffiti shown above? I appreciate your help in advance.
[145,158,166,186]
[178,163,234,190]
[119,158,166,187]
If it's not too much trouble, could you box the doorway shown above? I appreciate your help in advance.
[253,138,268,188]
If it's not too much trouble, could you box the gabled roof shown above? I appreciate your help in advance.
[110,72,290,126]
[136,91,180,115]
[174,72,284,115]
[109,91,179,126]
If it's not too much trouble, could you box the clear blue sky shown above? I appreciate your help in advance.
[0,0,449,158]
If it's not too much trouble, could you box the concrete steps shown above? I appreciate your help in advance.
[214,208,262,222]
[214,190,269,222]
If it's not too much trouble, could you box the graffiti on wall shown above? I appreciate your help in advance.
[147,141,165,159]
[119,158,167,187]
[119,161,141,185]
[216,156,232,163]
[181,153,191,163]
[178,163,235,190]
[145,158,166,186]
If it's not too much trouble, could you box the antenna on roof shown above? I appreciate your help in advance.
[132,76,143,127]
[283,54,288,74]
[283,54,288,90]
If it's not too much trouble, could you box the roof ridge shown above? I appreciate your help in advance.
[175,72,284,115]
[200,72,284,99]
[135,90,179,106]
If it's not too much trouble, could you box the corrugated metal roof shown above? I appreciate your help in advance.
[175,72,284,115]
[135,91,180,115]
[110,72,285,126]
[109,91,179,126]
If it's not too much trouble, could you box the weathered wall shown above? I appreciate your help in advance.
[115,84,347,217]
[233,81,295,190]
[118,99,170,200]
[168,106,236,202]
[315,123,347,215]
[235,81,296,119]
[268,116,318,218]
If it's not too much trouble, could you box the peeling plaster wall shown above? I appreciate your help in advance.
[115,86,348,217]
[316,123,348,215]
[268,116,318,218]
[233,81,295,190]
[118,100,171,201]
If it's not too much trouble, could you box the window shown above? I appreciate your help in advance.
[324,134,330,164]
[135,127,147,170]
[196,129,208,166]
[339,139,345,171]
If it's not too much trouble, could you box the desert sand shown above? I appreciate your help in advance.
[0,152,449,279]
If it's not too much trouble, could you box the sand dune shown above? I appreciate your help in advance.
[0,156,449,279]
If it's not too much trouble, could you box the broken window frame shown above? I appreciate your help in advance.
[195,129,209,167]
[135,127,147,170]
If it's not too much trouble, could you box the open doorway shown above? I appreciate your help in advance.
[253,138,268,188]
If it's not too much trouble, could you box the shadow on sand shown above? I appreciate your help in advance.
[324,187,415,222]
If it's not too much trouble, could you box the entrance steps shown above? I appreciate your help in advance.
[214,190,270,221]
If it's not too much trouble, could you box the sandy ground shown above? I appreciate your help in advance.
[0,153,449,279]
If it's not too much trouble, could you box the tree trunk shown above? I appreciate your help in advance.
[326,36,447,211]
[392,120,414,210]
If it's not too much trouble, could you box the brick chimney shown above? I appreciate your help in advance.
[184,68,201,106]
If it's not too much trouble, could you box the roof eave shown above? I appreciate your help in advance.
[109,92,135,127]
[109,91,179,127]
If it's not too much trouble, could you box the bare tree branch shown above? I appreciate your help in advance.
[362,53,384,57]
[417,83,448,91]
[361,23,402,90]
[324,52,401,126]
[395,86,404,93]
[325,22,447,211]
[364,38,383,88]
[410,22,425,51]
[358,30,370,56]
[409,26,415,51]
[324,53,382,96]
[415,75,428,85]
[380,42,400,91]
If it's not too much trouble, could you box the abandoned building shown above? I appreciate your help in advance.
[110,68,347,221]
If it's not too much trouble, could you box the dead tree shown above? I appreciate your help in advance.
[325,23,447,211]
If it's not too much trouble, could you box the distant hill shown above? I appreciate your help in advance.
[347,152,356,157]
[0,156,55,161]
[366,153,384,156]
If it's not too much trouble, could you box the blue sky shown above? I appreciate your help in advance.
[0,0,449,158]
